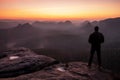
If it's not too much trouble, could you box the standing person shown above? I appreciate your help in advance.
[88,26,104,68]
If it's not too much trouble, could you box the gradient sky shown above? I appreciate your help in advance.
[0,0,120,21]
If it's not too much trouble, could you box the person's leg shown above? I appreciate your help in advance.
[88,47,95,67]
[97,47,101,67]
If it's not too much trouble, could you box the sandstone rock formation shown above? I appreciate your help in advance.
[0,62,114,80]
[0,48,118,80]
[0,47,57,78]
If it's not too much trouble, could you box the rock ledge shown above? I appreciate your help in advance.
[0,48,115,80]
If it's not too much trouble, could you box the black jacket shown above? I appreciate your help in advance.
[89,32,104,45]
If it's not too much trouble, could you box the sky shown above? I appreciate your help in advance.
[0,0,120,21]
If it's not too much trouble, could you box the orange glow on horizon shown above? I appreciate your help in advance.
[0,0,120,21]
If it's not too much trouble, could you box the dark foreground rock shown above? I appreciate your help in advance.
[0,47,57,78]
[0,62,115,80]
[0,48,118,80]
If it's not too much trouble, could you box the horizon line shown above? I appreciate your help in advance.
[0,17,120,22]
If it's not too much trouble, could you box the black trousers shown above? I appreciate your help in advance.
[88,45,101,66]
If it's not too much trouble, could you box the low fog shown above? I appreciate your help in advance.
[0,17,120,72]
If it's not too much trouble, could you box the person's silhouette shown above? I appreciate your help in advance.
[88,26,104,67]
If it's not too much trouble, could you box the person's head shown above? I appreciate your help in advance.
[94,26,99,32]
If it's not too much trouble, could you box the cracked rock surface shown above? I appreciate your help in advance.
[0,47,57,78]
[0,48,115,80]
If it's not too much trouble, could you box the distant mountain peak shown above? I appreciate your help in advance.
[16,23,32,28]
[64,20,72,24]
[22,23,32,27]
[100,17,120,22]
